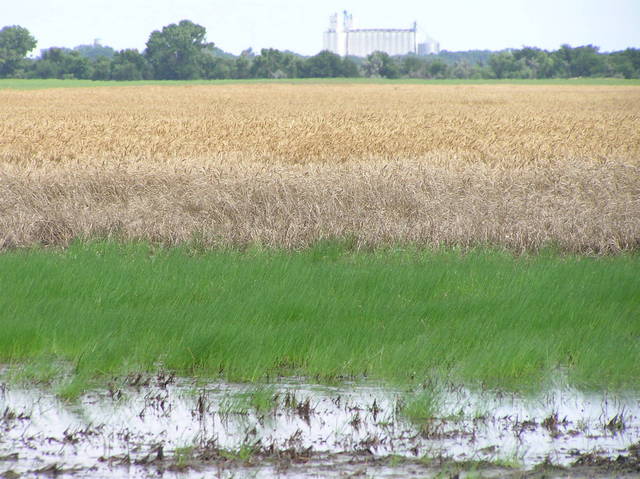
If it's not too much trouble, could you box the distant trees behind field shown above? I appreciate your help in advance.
[1,22,639,80]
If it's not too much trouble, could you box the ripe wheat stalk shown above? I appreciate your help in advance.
[1,84,639,253]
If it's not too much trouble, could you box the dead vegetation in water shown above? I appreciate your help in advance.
[1,84,639,253]
[1,373,640,478]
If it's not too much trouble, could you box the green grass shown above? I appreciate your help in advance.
[219,387,278,416]
[1,77,639,90]
[398,389,441,422]
[0,240,638,392]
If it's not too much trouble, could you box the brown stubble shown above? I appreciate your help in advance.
[1,84,639,253]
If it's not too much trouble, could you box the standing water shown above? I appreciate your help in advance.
[1,374,639,478]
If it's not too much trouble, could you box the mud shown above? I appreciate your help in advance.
[0,373,639,478]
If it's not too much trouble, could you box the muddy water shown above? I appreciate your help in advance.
[0,376,639,478]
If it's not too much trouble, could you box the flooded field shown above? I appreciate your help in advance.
[1,373,639,478]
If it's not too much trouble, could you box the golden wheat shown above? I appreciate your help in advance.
[1,84,639,252]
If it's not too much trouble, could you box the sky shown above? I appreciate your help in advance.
[4,0,640,56]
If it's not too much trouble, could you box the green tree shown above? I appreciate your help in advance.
[622,48,640,74]
[74,42,115,60]
[488,51,515,78]
[426,59,449,78]
[341,57,360,77]
[111,49,152,80]
[554,44,606,77]
[304,50,344,77]
[91,56,112,80]
[512,47,555,78]
[607,48,640,78]
[201,54,234,79]
[363,51,399,78]
[250,49,302,78]
[32,48,91,79]
[0,25,37,77]
[451,61,473,79]
[400,54,426,78]
[234,51,252,78]
[436,50,493,67]
[250,48,283,78]
[145,20,212,79]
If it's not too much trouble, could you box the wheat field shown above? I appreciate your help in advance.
[1,84,639,252]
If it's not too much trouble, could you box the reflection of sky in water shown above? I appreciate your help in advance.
[1,377,638,477]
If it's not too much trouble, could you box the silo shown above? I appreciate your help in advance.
[323,11,439,57]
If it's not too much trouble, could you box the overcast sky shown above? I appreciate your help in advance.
[4,0,640,56]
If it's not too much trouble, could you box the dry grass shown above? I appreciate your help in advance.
[1,84,639,252]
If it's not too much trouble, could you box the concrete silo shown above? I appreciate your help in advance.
[323,11,439,57]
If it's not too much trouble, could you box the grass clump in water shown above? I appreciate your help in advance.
[219,387,278,416]
[398,389,441,423]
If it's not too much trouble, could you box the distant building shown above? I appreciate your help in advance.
[418,35,440,55]
[323,11,440,57]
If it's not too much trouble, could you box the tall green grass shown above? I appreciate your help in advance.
[0,241,638,390]
[1,78,639,90]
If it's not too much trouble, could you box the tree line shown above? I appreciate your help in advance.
[1,21,639,81]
